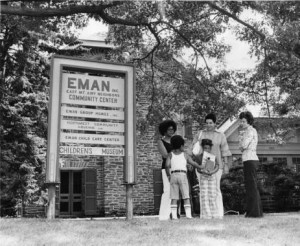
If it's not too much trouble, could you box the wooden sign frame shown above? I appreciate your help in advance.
[46,55,136,219]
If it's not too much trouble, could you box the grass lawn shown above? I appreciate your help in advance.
[1,213,300,246]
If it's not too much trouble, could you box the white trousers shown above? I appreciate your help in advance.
[159,169,171,220]
[215,169,224,217]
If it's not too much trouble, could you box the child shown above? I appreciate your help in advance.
[165,135,204,219]
[195,139,220,219]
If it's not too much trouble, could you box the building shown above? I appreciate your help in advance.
[49,31,300,218]
[220,117,300,170]
[52,34,190,217]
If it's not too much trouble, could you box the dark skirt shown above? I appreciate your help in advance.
[243,160,263,218]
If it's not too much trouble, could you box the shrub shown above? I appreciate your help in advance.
[221,162,300,213]
[221,166,245,213]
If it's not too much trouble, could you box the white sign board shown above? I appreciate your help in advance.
[59,146,125,156]
[61,120,125,132]
[60,133,125,145]
[61,73,125,107]
[61,106,124,120]
[46,55,136,184]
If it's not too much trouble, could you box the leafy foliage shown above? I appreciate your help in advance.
[221,166,246,213]
[221,163,300,213]
[0,13,88,215]
[1,0,300,215]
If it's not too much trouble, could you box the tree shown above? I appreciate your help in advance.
[1,0,300,214]
[0,11,88,215]
[231,1,300,142]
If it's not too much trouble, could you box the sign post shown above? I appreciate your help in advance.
[46,55,136,219]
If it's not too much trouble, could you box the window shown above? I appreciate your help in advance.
[292,158,300,173]
[292,158,300,164]
[273,157,287,165]
[258,156,268,164]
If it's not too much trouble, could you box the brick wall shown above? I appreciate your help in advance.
[58,101,202,217]
[102,94,162,216]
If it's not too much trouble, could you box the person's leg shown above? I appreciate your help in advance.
[170,174,180,220]
[159,169,171,220]
[243,161,263,217]
[183,198,192,218]
[187,169,194,215]
[207,176,218,218]
[200,177,211,219]
[171,199,178,220]
[179,175,192,218]
[195,169,201,215]
[215,169,224,217]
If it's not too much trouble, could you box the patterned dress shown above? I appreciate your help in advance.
[193,129,231,217]
[196,154,219,219]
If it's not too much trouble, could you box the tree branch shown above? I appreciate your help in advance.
[207,2,266,41]
[162,21,212,77]
[133,24,161,61]
[0,2,123,17]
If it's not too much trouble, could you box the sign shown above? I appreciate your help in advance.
[60,132,125,145]
[61,106,124,120]
[61,73,125,107]
[61,119,125,132]
[46,55,136,185]
[59,146,125,156]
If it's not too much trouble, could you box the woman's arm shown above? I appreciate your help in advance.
[157,139,168,158]
[240,128,254,150]
[165,153,172,178]
[187,131,202,156]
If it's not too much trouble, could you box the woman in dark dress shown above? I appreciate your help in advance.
[239,111,263,218]
[157,120,177,220]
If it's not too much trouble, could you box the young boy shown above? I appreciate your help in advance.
[165,135,204,219]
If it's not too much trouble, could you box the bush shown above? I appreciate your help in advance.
[221,162,300,213]
[221,166,245,213]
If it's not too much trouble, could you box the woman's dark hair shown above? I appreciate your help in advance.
[239,111,254,125]
[205,113,217,123]
[158,120,177,135]
[170,135,185,149]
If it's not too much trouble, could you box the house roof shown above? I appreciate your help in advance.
[79,31,115,49]
[79,39,115,49]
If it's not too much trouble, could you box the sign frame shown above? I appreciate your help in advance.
[46,55,136,187]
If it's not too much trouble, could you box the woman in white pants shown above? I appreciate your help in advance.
[157,120,177,220]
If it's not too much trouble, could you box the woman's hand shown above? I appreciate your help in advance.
[197,167,204,173]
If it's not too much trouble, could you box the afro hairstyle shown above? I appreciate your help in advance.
[158,120,177,135]
[170,135,185,149]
